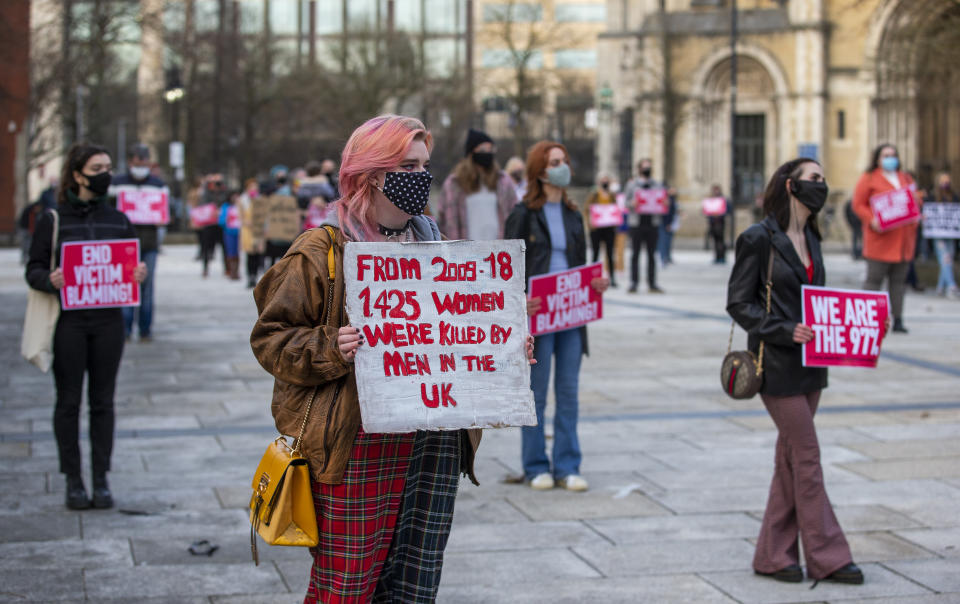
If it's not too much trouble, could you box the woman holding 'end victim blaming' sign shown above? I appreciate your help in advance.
[727,158,890,587]
[504,142,609,493]
[251,115,534,603]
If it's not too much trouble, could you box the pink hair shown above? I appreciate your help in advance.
[337,115,434,241]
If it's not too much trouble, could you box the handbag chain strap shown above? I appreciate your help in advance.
[727,237,776,377]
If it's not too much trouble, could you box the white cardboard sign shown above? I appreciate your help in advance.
[344,240,536,433]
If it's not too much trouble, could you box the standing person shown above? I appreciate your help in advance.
[928,171,959,298]
[110,143,167,342]
[624,158,667,293]
[219,190,242,280]
[18,178,58,264]
[505,156,527,199]
[199,174,226,278]
[658,187,679,266]
[504,141,609,492]
[584,173,618,286]
[708,184,730,264]
[297,160,337,225]
[251,115,534,602]
[436,128,518,240]
[320,158,340,199]
[844,198,862,259]
[239,178,266,288]
[25,143,146,510]
[728,157,875,586]
[186,175,206,261]
[852,144,920,333]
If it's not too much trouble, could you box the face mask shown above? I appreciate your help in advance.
[377,170,433,216]
[82,171,112,197]
[472,152,494,169]
[941,182,951,190]
[129,166,150,180]
[792,179,828,214]
[610,182,621,194]
[640,168,652,178]
[881,157,899,172]
[543,163,571,188]
[510,171,524,182]
[276,176,288,185]
[601,182,610,191]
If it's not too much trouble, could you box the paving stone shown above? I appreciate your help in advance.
[834,596,960,604]
[883,558,960,593]
[845,531,940,562]
[504,480,672,521]
[839,457,960,481]
[0,569,84,601]
[131,533,305,565]
[894,527,960,557]
[210,596,301,604]
[0,512,80,543]
[887,498,960,528]
[832,505,924,533]
[0,538,132,569]
[272,557,313,595]
[445,520,608,552]
[844,438,960,460]
[439,549,601,586]
[575,538,755,576]
[80,508,249,540]
[84,563,286,599]
[586,512,761,544]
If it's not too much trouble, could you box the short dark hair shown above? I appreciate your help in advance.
[762,157,822,240]
[128,143,150,160]
[305,160,323,177]
[867,143,897,173]
[59,142,111,203]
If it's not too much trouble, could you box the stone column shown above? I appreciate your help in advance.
[137,0,166,157]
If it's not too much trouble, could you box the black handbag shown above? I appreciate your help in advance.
[721,243,775,399]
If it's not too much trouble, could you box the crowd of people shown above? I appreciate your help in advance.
[21,112,954,601]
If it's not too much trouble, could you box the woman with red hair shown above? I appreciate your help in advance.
[505,141,609,492]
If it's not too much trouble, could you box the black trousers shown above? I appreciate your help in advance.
[629,225,659,288]
[246,252,263,284]
[199,225,222,274]
[710,220,726,262]
[590,226,617,283]
[52,309,125,478]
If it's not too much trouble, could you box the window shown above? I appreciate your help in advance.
[238,1,265,35]
[837,110,846,140]
[483,3,542,23]
[315,0,343,34]
[424,0,462,33]
[555,49,596,69]
[193,0,219,32]
[347,0,378,30]
[482,49,542,69]
[163,1,186,33]
[269,0,299,35]
[424,38,457,78]
[554,4,606,23]
[394,0,422,32]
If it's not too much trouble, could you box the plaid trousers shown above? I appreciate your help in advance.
[304,429,460,603]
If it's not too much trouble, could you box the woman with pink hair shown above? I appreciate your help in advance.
[251,115,532,602]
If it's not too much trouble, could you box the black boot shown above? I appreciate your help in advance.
[893,318,908,334]
[92,472,113,509]
[65,475,90,510]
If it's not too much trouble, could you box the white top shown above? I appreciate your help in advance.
[465,185,499,240]
[882,171,901,189]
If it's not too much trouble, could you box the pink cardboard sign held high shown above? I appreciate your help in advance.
[528,262,604,336]
[702,197,727,216]
[116,187,170,225]
[801,285,890,368]
[60,239,141,310]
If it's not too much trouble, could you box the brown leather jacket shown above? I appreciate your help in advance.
[250,226,481,485]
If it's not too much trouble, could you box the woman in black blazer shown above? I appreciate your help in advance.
[727,158,873,586]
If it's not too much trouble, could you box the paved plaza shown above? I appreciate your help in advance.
[1,242,959,604]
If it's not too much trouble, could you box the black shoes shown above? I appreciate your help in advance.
[649,285,665,294]
[627,285,638,293]
[893,318,908,333]
[92,473,114,509]
[824,563,864,584]
[755,564,803,583]
[65,475,91,510]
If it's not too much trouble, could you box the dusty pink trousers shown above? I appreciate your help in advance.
[754,391,853,579]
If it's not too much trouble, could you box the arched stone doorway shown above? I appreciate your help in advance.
[872,0,960,187]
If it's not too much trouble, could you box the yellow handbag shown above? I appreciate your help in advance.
[249,225,339,564]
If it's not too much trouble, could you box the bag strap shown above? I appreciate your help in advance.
[727,230,777,378]
[48,209,59,272]
[290,224,339,456]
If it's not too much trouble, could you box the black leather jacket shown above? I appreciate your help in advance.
[504,199,589,355]
[726,216,827,396]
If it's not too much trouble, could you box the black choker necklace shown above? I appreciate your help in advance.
[378,222,409,237]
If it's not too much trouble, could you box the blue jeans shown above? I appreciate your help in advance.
[658,222,674,263]
[123,249,157,337]
[935,239,957,291]
[522,328,583,480]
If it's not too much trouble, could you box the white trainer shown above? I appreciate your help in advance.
[558,475,589,492]
[529,473,555,490]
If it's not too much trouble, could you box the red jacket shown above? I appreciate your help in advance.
[852,169,920,263]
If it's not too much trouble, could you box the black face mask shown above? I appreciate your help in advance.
[82,171,112,197]
[640,168,652,178]
[276,176,288,185]
[472,152,494,169]
[377,170,433,216]
[600,182,610,191]
[510,171,524,182]
[792,179,829,214]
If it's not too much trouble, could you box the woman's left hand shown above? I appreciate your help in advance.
[525,334,537,365]
[590,277,610,294]
[883,315,892,339]
[134,262,148,283]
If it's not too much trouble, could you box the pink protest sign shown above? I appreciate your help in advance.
[589,204,623,228]
[634,188,668,215]
[702,197,727,216]
[801,286,890,368]
[116,186,170,225]
[528,262,604,336]
[60,239,141,310]
[189,204,219,228]
[869,188,920,231]
[226,205,241,229]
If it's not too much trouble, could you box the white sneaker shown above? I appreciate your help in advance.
[558,475,589,492]
[528,473,555,490]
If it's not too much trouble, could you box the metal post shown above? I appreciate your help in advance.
[729,0,738,245]
[75,85,87,142]
[117,118,127,174]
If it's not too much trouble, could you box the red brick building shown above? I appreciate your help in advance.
[0,0,30,242]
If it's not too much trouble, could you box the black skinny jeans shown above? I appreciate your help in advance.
[52,308,125,478]
[629,225,659,288]
[591,226,617,282]
[710,219,726,262]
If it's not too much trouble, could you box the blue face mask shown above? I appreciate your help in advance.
[881,156,899,172]
[544,163,571,188]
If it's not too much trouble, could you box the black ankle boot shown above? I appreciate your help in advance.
[65,475,91,510]
[92,473,113,509]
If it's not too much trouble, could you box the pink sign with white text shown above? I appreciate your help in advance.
[589,204,623,228]
[528,262,604,336]
[869,188,920,232]
[634,188,668,215]
[702,197,727,216]
[801,286,890,368]
[60,239,141,310]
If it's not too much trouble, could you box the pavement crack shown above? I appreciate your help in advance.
[568,546,607,578]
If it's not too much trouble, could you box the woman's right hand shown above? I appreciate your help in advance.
[870,217,882,232]
[337,326,364,362]
[49,268,65,290]
[792,323,815,344]
[526,297,543,316]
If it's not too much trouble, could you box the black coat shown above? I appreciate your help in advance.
[504,199,589,355]
[726,215,828,396]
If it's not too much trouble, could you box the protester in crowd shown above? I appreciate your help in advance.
[186,175,205,260]
[239,178,266,288]
[504,140,609,492]
[251,115,533,602]
[584,172,618,286]
[110,143,166,342]
[219,190,241,280]
[658,186,680,266]
[624,158,669,293]
[25,143,146,510]
[505,156,527,199]
[321,158,340,199]
[297,160,337,216]
[707,183,730,264]
[435,129,518,240]
[728,157,879,587]
[612,180,629,278]
[928,171,959,298]
[852,144,920,333]
[844,198,862,259]
[18,177,58,264]
[199,174,226,278]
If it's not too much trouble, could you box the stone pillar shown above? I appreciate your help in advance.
[137,0,166,157]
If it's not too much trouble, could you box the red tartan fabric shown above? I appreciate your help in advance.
[304,428,415,604]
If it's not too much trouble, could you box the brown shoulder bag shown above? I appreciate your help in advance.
[721,242,775,399]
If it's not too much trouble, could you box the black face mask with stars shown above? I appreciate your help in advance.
[377,170,433,216]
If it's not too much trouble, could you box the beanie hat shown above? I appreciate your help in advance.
[464,129,494,157]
